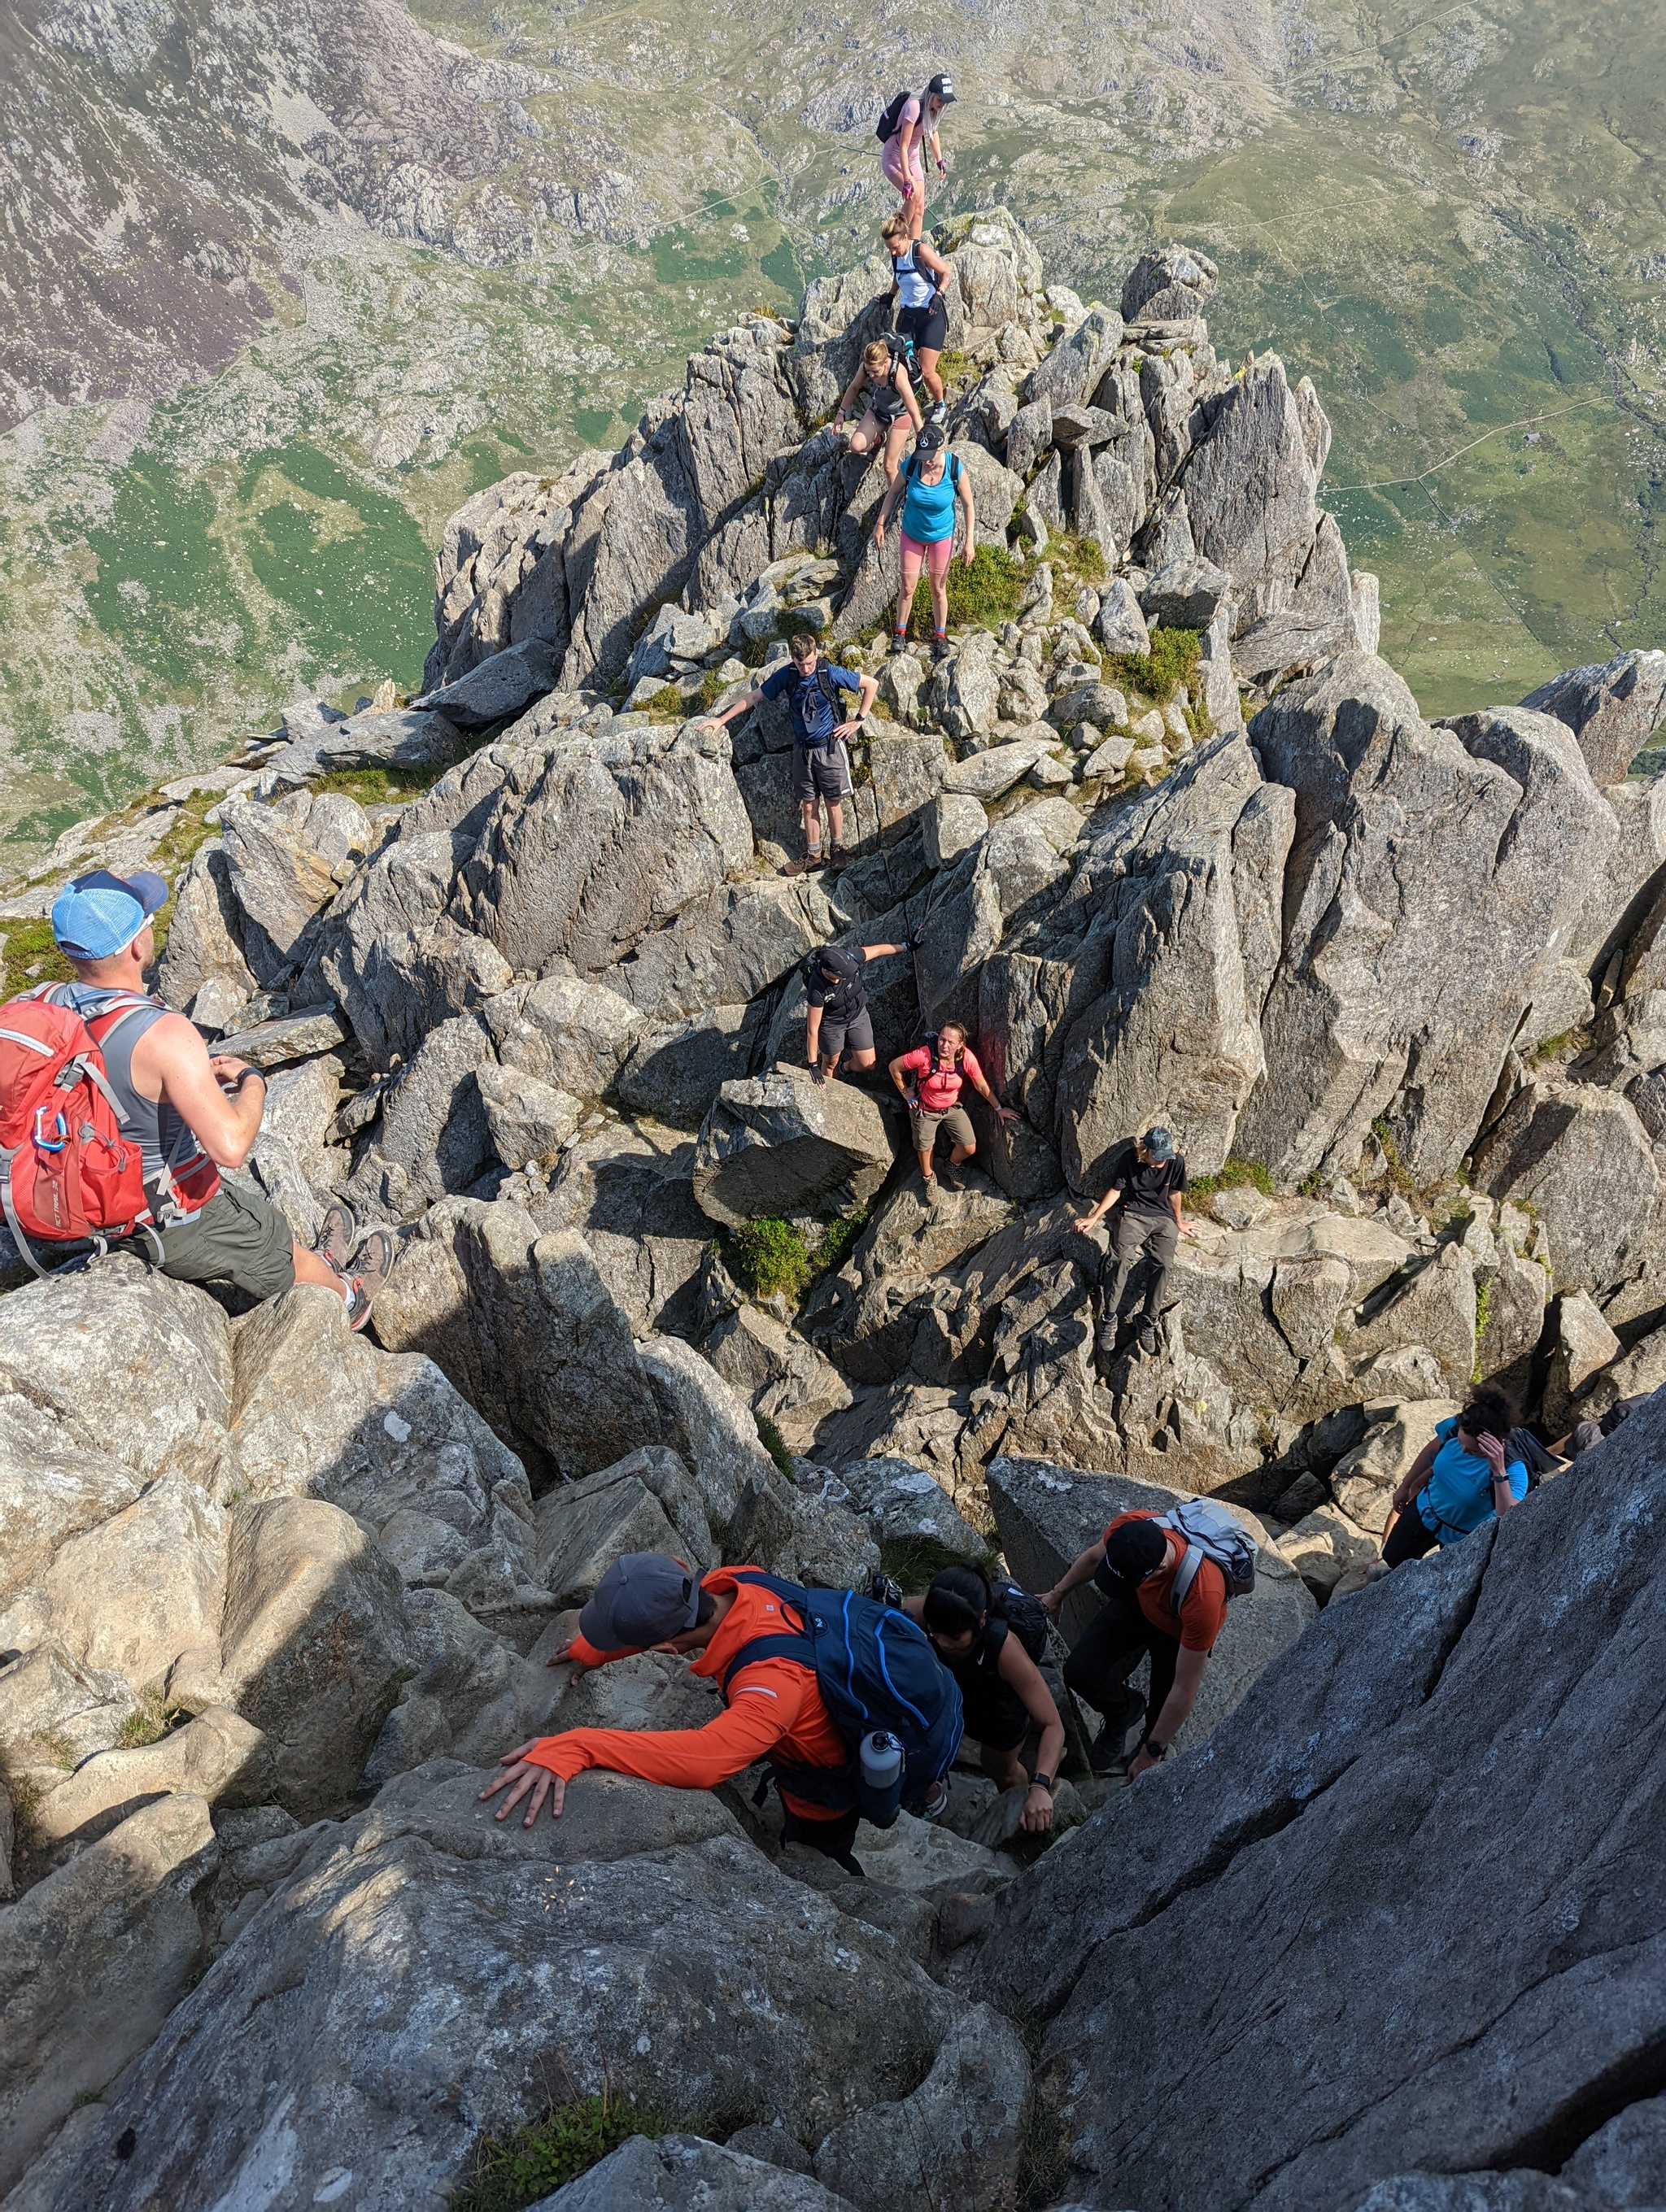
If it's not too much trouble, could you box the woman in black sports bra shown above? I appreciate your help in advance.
[832,336,924,488]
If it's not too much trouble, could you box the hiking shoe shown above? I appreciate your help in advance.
[930,634,952,663]
[939,1161,963,1193]
[342,1228,395,1334]
[827,841,851,868]
[312,1198,358,1274]
[783,849,825,876]
[1136,1321,1159,1356]
[1094,1322,1121,1368]
[922,1175,942,1208]
[918,1779,949,1822]
[927,398,949,425]
[1088,1694,1145,1774]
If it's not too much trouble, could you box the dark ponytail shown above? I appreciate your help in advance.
[922,1563,991,1639]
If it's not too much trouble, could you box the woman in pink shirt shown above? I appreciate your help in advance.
[889,1017,1017,1204]
[881,74,955,241]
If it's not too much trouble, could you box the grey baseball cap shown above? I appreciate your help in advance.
[578,1552,701,1648]
[1142,1126,1175,1160]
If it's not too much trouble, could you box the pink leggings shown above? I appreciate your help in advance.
[883,143,925,197]
[900,532,953,595]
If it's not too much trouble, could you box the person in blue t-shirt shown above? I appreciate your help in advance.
[704,633,878,874]
[872,420,975,661]
[1382,1385,1529,1566]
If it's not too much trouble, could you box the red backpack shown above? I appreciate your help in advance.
[0,987,161,1275]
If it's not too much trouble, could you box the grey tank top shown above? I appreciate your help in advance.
[47,984,206,1187]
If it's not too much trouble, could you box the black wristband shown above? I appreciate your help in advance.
[1140,1735,1170,1761]
[1031,1773,1054,1795]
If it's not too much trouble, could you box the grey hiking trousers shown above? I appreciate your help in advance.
[1099,1209,1177,1326]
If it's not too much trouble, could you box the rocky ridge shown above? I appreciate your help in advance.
[3,216,1666,2212]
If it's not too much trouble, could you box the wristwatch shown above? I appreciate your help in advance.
[1140,1736,1170,1761]
[1031,1772,1054,1795]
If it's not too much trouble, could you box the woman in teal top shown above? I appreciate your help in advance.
[873,420,975,660]
[1382,1386,1529,1565]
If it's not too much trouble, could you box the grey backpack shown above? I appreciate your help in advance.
[1158,1497,1258,1613]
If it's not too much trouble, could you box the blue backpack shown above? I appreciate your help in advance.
[722,1570,963,1827]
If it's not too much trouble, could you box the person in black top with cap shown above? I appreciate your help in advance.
[1073,1126,1191,1361]
[804,938,912,1083]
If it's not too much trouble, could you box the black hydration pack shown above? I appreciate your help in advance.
[875,89,916,142]
[988,1579,1049,1663]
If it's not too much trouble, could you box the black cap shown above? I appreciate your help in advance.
[818,946,861,981]
[1102,1518,1168,1583]
[1142,1126,1175,1160]
[914,420,947,455]
[926,72,957,103]
[578,1553,701,1648]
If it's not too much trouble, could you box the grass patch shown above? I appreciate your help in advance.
[1472,1277,1494,1383]
[1046,530,1107,587]
[149,789,223,878]
[755,1412,795,1481]
[1015,2097,1074,2210]
[451,2096,669,2212]
[698,668,729,712]
[0,915,76,997]
[1528,1025,1590,1066]
[1101,624,1204,705]
[814,1207,869,1277]
[33,1730,78,1771]
[114,1689,177,1750]
[1188,1156,1274,1211]
[642,682,689,721]
[729,1217,813,1303]
[310,761,452,804]
[2,1766,44,1840]
[935,347,971,388]
[879,1533,997,1592]
[898,544,1024,637]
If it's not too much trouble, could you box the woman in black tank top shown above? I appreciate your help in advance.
[905,1565,1066,1835]
[832,336,924,490]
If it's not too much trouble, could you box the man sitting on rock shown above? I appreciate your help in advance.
[804,939,912,1086]
[889,1021,1018,1204]
[482,1552,869,1872]
[25,868,392,1325]
[1039,1511,1224,1779]
[703,634,878,875]
[1073,1126,1189,1361]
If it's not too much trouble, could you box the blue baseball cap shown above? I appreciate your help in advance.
[50,869,168,960]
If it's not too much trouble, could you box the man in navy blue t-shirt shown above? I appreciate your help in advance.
[705,632,879,874]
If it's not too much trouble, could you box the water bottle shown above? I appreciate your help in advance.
[857,1730,905,1827]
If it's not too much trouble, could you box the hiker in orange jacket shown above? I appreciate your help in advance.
[482,1552,864,1866]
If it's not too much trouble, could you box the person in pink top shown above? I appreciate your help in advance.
[889,1018,1017,1204]
[880,75,954,242]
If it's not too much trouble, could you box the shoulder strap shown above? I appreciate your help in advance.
[816,665,841,708]
[949,453,962,487]
[1167,1540,1203,1619]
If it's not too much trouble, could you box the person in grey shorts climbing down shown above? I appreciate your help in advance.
[1073,1126,1189,1361]
[804,939,914,1085]
[703,634,878,873]
[12,868,394,1324]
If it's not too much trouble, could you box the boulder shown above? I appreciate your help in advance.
[0,1474,226,1709]
[370,1201,674,1483]
[217,1497,414,1818]
[41,1762,1003,2212]
[533,1446,716,1597]
[0,1794,216,2193]
[346,1012,497,1220]
[942,736,1061,800]
[28,1709,269,1844]
[533,1125,710,1339]
[973,1396,1666,2212]
[475,1059,582,1171]
[1473,1078,1664,1308]
[1542,1288,1621,1430]
[835,1455,987,1558]
[1239,663,1617,1187]
[987,1455,1315,1753]
[1277,1503,1380,1601]
[1342,1244,1478,1400]
[703,1304,854,1440]
[813,2002,1030,2212]
[617,1003,767,1127]
[0,1394,141,1608]
[536,2134,862,2211]
[693,1071,898,1228]
[1139,555,1232,629]
[0,1642,134,1808]
[1005,396,1052,478]
[417,636,560,728]
[1184,355,1323,633]
[924,791,988,869]
[155,843,259,1020]
[1522,648,1666,786]
[216,795,341,986]
[1095,577,1149,658]
[482,972,647,1099]
[614,876,832,1025]
[1122,244,1218,322]
[635,1331,790,1544]
[1025,304,1123,409]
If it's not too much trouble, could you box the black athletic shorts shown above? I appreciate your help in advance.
[819,1005,875,1060]
[897,298,949,355]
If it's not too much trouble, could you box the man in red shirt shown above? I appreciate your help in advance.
[1038,1510,1226,1779]
[888,1020,1018,1204]
[480,1552,866,1870]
